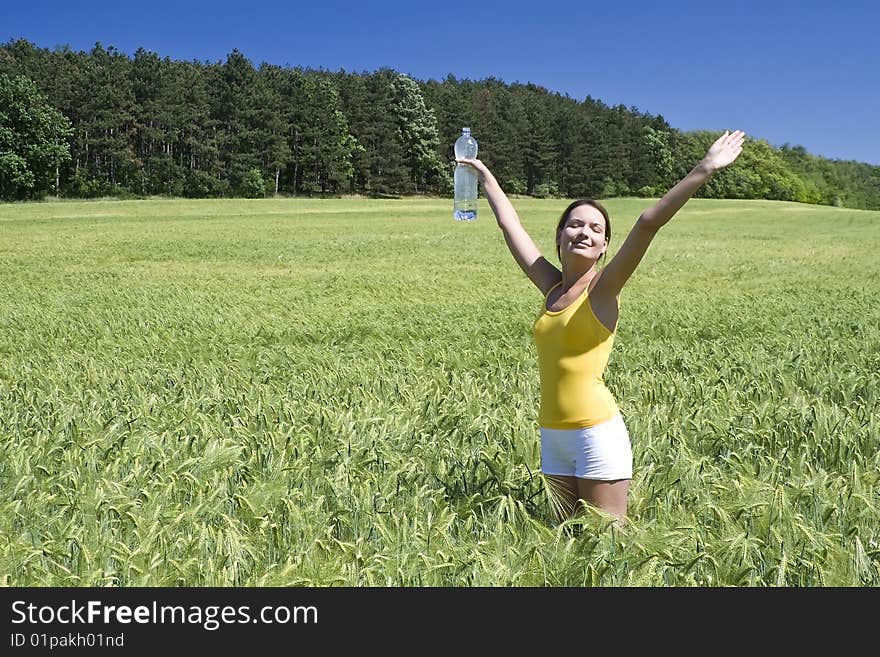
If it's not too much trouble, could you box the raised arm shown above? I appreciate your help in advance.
[456,157,561,296]
[595,130,746,298]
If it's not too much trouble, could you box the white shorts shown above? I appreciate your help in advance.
[540,413,633,481]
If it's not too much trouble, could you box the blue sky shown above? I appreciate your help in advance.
[5,0,879,164]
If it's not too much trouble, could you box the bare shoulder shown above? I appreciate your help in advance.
[588,267,612,296]
[532,259,563,297]
[588,268,620,333]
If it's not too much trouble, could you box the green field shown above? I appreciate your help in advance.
[1,196,878,586]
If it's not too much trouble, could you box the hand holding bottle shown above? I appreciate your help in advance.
[453,128,479,221]
[454,158,490,184]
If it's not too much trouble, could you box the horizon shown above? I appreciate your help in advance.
[4,0,879,166]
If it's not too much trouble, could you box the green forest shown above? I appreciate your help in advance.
[1,38,878,208]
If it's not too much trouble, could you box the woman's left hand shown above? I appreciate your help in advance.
[702,130,746,172]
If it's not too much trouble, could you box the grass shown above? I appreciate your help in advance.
[0,196,878,586]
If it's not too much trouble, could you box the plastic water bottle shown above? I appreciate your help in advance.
[453,128,478,221]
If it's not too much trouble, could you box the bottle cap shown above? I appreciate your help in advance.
[462,127,470,133]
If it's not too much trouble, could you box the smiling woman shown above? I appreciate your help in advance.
[555,200,612,265]
[456,129,746,523]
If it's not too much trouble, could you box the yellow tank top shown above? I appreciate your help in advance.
[533,281,618,429]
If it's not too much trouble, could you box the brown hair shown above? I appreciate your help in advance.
[555,199,612,263]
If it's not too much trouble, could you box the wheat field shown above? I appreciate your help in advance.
[1,196,877,586]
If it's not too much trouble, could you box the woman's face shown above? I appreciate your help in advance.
[557,205,608,262]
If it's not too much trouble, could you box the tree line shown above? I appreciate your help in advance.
[1,39,878,209]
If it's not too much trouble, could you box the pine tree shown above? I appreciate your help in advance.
[390,73,448,194]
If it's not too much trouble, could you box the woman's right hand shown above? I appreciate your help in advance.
[455,157,490,184]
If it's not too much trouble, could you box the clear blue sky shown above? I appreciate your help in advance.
[5,0,879,164]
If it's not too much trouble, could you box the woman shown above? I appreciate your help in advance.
[457,130,745,521]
